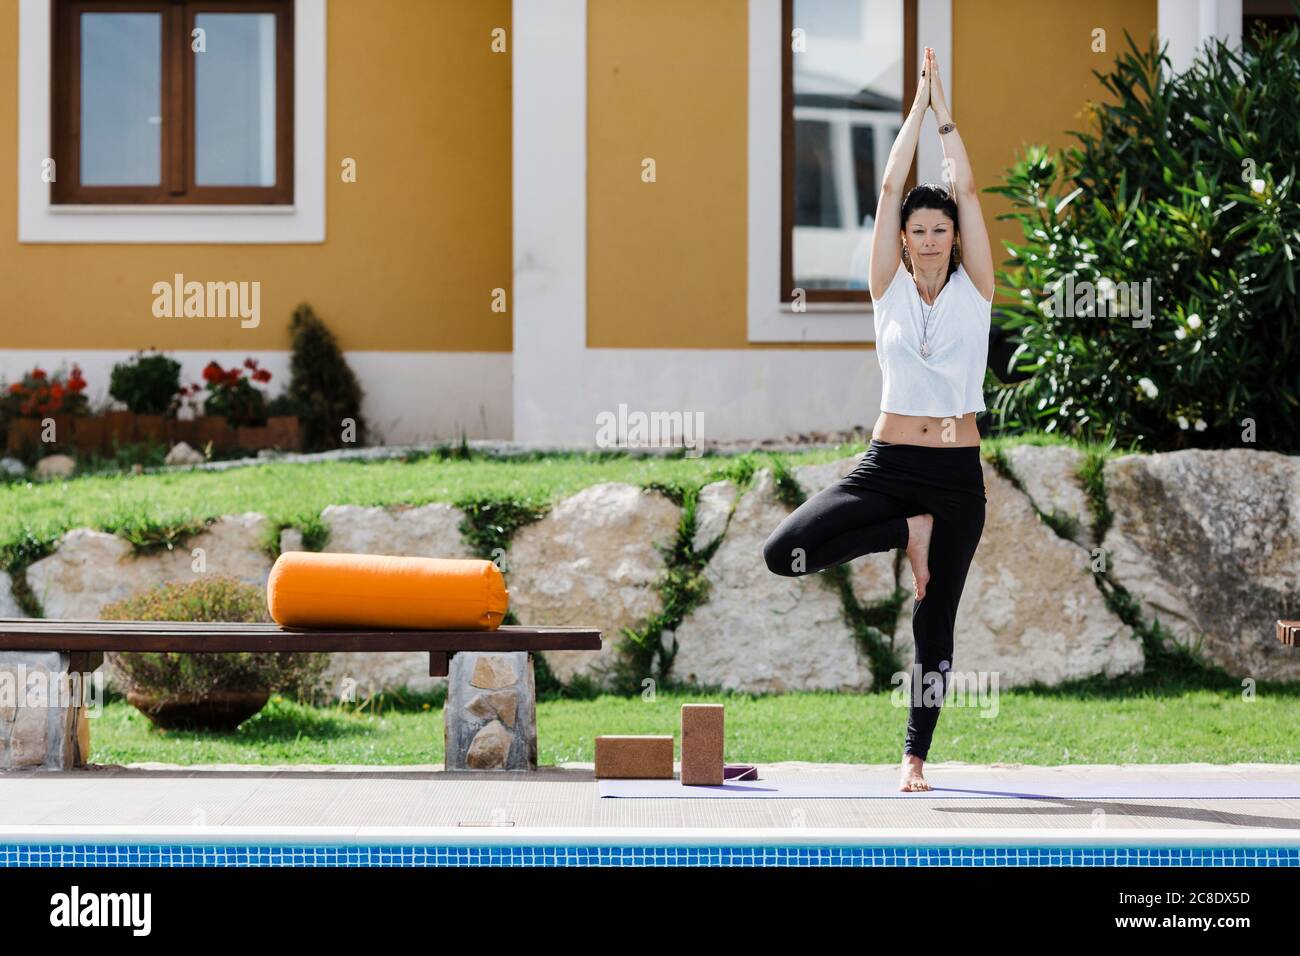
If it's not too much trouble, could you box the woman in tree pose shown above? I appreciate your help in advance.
[763,47,993,792]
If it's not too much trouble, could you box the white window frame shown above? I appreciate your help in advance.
[17,0,326,243]
[747,0,951,342]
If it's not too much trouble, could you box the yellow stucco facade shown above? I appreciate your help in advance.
[2,0,1155,355]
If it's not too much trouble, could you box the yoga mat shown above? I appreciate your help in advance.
[597,775,1300,799]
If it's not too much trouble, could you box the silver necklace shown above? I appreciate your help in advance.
[916,275,945,359]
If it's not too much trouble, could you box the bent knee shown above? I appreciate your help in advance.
[763,531,805,576]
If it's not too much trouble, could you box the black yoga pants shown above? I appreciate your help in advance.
[761,438,987,761]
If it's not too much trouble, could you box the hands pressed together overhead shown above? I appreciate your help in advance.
[912,46,950,120]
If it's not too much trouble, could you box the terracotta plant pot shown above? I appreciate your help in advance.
[265,416,302,451]
[165,418,199,447]
[102,410,136,452]
[126,687,271,732]
[49,413,74,449]
[196,416,235,452]
[5,418,41,453]
[72,415,105,454]
[135,413,166,445]
[236,424,272,449]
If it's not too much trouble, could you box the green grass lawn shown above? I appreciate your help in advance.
[14,432,1219,770]
[0,431,1122,561]
[87,679,1300,767]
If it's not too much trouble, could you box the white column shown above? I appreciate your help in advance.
[915,0,953,188]
[1159,0,1243,76]
[512,0,589,444]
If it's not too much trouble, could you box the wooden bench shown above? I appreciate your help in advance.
[0,618,601,771]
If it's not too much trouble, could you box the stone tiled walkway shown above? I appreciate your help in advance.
[1,762,1298,845]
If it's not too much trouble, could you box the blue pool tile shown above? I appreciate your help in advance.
[0,843,1297,867]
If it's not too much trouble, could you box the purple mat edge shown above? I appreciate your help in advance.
[596,777,1300,799]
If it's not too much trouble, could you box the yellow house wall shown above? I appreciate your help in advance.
[0,0,513,353]
[585,0,1158,349]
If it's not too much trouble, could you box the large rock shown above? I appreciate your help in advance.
[315,502,479,693]
[1100,448,1300,680]
[692,480,739,553]
[321,502,473,558]
[1001,444,1093,547]
[0,572,24,618]
[26,513,274,620]
[898,458,1142,686]
[673,469,872,692]
[25,514,275,695]
[792,453,901,609]
[507,482,679,686]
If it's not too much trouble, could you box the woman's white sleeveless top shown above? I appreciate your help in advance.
[871,260,991,417]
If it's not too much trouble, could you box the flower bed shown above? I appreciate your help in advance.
[4,412,301,456]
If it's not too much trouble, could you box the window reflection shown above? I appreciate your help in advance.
[791,0,903,291]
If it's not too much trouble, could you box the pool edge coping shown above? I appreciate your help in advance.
[2,826,1299,848]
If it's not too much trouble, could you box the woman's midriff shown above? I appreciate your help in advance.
[871,411,981,448]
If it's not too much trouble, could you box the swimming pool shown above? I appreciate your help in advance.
[4,829,1297,867]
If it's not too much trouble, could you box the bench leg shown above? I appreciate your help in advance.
[443,651,537,771]
[0,651,99,771]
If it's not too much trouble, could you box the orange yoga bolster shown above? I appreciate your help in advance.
[266,551,508,630]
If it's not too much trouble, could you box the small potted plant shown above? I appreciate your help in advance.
[198,358,271,450]
[108,350,183,451]
[99,576,327,732]
[3,364,89,455]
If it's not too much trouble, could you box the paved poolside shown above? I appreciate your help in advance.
[2,761,1299,847]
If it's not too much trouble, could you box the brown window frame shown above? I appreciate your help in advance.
[51,0,294,204]
[781,0,916,304]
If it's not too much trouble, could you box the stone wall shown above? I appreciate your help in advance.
[3,445,1298,701]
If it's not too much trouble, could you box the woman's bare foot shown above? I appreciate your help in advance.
[899,754,932,792]
[905,513,933,601]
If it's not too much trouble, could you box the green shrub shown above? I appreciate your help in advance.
[283,303,367,451]
[985,23,1300,452]
[108,350,182,415]
[100,576,327,697]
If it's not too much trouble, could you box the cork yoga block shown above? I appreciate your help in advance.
[594,735,675,779]
[267,551,508,630]
[680,703,724,785]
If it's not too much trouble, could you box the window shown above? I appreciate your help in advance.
[51,0,294,204]
[1242,0,1298,51]
[782,0,914,304]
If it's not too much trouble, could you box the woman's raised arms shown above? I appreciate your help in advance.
[868,61,932,301]
[925,47,994,302]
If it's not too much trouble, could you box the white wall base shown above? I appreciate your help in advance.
[0,350,513,446]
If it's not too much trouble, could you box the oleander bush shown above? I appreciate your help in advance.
[985,21,1300,453]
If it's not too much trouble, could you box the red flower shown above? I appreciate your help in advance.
[30,367,47,380]
[252,368,272,383]
[8,383,23,395]
[244,357,257,370]
[202,361,225,383]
